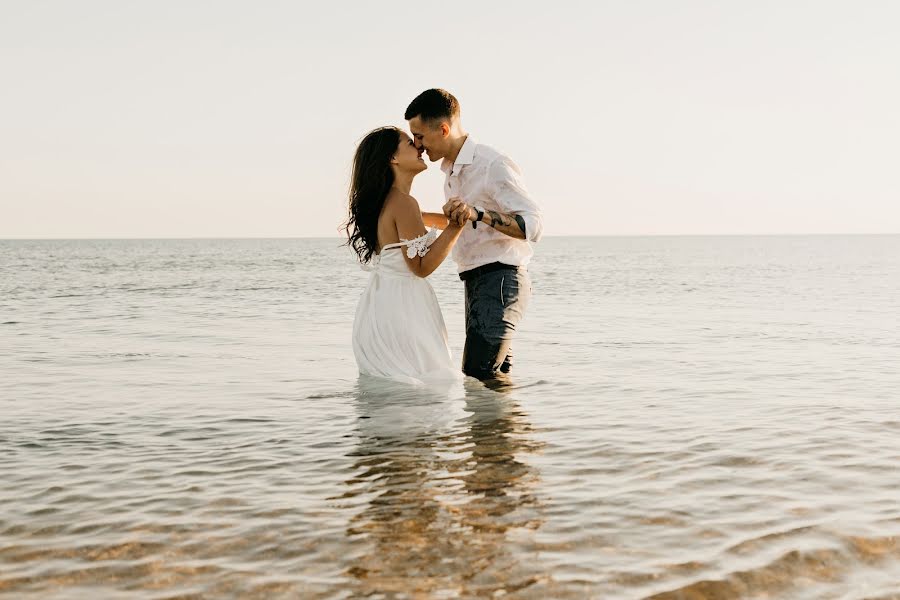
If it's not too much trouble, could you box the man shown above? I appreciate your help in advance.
[406,88,543,381]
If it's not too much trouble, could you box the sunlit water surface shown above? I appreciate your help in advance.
[2,236,899,599]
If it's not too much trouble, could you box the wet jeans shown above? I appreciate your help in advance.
[460,263,532,380]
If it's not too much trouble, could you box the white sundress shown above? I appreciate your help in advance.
[352,230,461,385]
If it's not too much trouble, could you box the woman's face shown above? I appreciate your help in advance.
[392,132,427,174]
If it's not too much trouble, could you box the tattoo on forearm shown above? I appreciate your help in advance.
[486,210,510,228]
[486,210,526,237]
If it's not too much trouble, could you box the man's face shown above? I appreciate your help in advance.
[408,116,447,162]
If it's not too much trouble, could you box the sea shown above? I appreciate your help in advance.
[2,235,899,599]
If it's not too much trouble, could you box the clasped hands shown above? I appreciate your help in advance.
[442,197,477,227]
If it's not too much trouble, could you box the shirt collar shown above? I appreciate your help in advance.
[441,135,476,175]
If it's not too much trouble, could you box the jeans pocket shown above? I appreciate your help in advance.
[500,272,522,308]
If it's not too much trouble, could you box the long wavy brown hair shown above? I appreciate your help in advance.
[343,126,400,263]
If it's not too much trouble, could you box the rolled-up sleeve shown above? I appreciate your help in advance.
[488,157,543,243]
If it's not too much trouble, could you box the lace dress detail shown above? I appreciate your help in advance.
[377,229,438,259]
[352,228,460,384]
[400,229,438,258]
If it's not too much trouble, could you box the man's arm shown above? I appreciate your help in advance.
[444,200,527,239]
[443,155,542,242]
[485,209,528,239]
[488,157,543,243]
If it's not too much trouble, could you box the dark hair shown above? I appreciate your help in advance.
[404,88,460,123]
[343,126,400,264]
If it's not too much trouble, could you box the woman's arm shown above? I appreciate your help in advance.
[421,211,450,229]
[396,197,462,278]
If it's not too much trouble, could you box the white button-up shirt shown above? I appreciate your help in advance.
[441,136,543,273]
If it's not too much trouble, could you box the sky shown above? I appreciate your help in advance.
[1,0,898,238]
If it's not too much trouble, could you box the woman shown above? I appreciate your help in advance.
[344,126,463,384]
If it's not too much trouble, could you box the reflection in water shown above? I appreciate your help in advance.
[339,376,545,597]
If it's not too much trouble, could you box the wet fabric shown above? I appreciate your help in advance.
[461,264,532,379]
[352,231,461,385]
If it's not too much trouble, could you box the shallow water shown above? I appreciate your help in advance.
[2,236,900,598]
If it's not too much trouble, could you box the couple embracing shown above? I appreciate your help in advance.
[344,89,543,385]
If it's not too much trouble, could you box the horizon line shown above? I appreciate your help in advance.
[2,232,899,241]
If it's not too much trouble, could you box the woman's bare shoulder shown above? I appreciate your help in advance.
[377,190,422,250]
[383,188,420,213]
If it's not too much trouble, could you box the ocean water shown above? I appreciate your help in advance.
[2,235,899,599]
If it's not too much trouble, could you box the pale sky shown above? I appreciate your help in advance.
[2,0,898,238]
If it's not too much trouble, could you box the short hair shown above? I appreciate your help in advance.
[404,88,460,123]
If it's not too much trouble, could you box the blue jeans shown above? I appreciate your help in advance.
[461,264,532,380]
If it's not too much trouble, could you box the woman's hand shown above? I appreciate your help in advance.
[443,197,474,227]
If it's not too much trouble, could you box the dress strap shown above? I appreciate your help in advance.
[381,229,438,258]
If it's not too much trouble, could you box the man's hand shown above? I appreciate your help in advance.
[442,197,475,227]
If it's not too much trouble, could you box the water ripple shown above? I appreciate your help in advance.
[2,237,900,598]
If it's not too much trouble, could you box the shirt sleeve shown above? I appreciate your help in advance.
[487,157,543,243]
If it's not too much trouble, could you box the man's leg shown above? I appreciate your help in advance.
[499,347,513,373]
[462,268,531,380]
